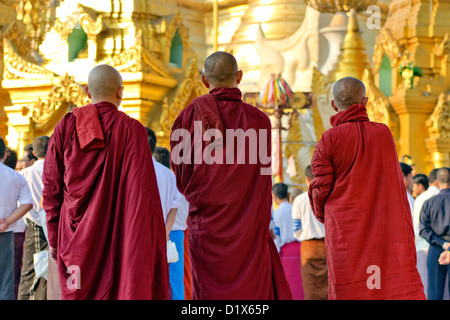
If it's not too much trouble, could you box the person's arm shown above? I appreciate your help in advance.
[291,197,302,240]
[308,136,334,223]
[165,208,177,241]
[419,200,446,248]
[0,204,33,232]
[0,178,33,232]
[42,117,67,252]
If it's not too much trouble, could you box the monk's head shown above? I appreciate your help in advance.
[85,64,124,107]
[331,77,368,112]
[201,51,243,90]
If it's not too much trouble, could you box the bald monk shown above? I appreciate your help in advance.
[308,77,425,300]
[42,64,169,300]
[170,51,292,300]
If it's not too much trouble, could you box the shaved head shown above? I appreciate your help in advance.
[332,77,367,110]
[87,64,123,100]
[437,167,450,185]
[203,51,239,86]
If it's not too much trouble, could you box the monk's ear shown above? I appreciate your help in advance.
[361,96,369,106]
[201,74,210,89]
[84,85,91,99]
[331,100,338,112]
[117,86,124,100]
[236,70,243,85]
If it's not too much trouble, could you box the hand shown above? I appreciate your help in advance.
[443,242,450,251]
[439,251,450,266]
[438,250,450,265]
[49,246,57,262]
[0,219,9,233]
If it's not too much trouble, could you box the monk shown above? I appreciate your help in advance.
[170,51,292,300]
[42,64,169,300]
[308,77,426,300]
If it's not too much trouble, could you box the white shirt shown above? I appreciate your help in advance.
[273,201,298,251]
[407,192,415,220]
[413,186,440,252]
[153,158,183,223]
[292,192,325,242]
[173,194,189,231]
[0,162,33,232]
[19,159,45,226]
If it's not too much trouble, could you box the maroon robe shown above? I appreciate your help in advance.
[170,87,292,300]
[42,101,169,300]
[308,103,425,300]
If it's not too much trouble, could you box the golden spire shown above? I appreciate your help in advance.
[327,9,371,83]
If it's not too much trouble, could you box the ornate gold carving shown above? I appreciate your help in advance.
[305,0,377,13]
[3,19,31,58]
[373,28,409,72]
[284,110,306,186]
[32,73,89,128]
[363,68,399,143]
[159,57,206,134]
[53,3,103,39]
[3,39,54,80]
[104,29,171,77]
[426,92,450,139]
[310,67,326,141]
[433,33,450,58]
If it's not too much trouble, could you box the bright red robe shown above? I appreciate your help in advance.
[170,87,292,300]
[308,104,425,300]
[42,101,169,300]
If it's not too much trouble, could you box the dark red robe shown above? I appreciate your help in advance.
[308,103,426,300]
[42,101,169,300]
[170,87,292,300]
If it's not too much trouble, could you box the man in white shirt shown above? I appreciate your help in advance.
[400,162,415,217]
[0,137,33,300]
[17,136,49,300]
[413,168,440,298]
[147,130,185,300]
[292,165,327,300]
[272,182,302,299]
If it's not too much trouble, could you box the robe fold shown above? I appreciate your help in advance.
[170,87,292,300]
[42,101,169,300]
[308,103,425,300]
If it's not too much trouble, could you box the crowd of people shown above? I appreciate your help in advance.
[0,52,449,300]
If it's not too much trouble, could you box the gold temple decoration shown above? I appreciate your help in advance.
[425,92,450,168]
[0,1,204,154]
[159,57,207,145]
[327,9,371,83]
[305,0,377,13]
[32,73,89,131]
[427,93,450,140]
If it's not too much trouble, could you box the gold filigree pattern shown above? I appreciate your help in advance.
[53,3,103,39]
[305,0,377,13]
[427,92,450,139]
[32,73,90,127]
[373,29,409,72]
[3,39,54,80]
[3,19,31,58]
[104,29,171,77]
[159,57,206,134]
[363,68,400,144]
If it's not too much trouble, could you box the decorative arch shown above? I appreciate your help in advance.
[162,11,190,68]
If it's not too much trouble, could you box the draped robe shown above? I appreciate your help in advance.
[170,87,292,300]
[308,104,426,300]
[42,101,169,300]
